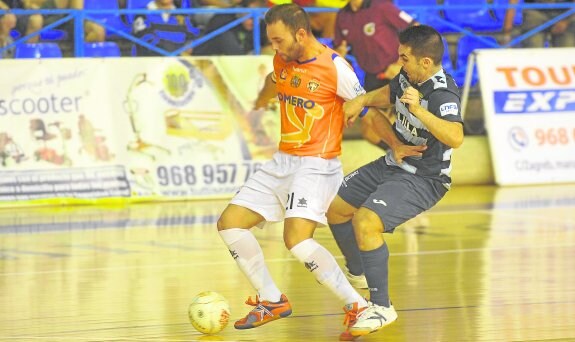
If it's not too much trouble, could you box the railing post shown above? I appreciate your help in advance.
[74,9,85,57]
[253,9,262,55]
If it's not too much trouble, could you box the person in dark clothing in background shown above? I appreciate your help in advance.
[503,0,574,47]
[193,0,271,55]
[132,0,198,56]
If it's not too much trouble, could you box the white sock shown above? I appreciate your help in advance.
[290,238,367,307]
[218,228,282,302]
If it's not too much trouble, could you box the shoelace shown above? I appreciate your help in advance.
[344,302,371,327]
[343,306,361,327]
[245,295,261,306]
[244,295,274,320]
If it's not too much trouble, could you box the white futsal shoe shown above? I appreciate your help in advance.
[349,301,398,337]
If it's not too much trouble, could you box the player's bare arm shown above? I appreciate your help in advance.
[343,85,392,127]
[254,72,277,110]
[367,109,427,164]
[361,84,392,108]
[400,86,463,148]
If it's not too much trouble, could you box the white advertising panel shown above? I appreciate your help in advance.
[0,56,278,205]
[477,48,575,185]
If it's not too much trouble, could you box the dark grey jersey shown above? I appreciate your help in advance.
[388,68,463,187]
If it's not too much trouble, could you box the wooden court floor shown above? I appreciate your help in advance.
[1,184,574,342]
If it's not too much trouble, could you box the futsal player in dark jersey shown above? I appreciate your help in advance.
[327,25,464,338]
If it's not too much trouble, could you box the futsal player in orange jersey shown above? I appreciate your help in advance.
[216,3,370,338]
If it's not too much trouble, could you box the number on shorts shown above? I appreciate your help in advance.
[286,192,295,210]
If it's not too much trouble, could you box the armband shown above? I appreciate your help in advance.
[359,107,368,118]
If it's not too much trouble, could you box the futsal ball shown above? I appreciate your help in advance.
[188,291,231,335]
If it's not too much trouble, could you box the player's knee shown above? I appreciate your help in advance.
[326,206,345,224]
[216,209,234,231]
[326,197,354,224]
[352,209,383,245]
[283,232,304,250]
[216,215,228,231]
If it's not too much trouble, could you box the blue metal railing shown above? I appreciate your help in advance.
[398,2,574,47]
[0,3,573,57]
[0,7,269,57]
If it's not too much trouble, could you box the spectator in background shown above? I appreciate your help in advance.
[190,0,242,30]
[0,2,17,57]
[306,0,347,39]
[504,0,575,47]
[41,0,106,42]
[1,0,44,50]
[334,0,416,151]
[193,0,271,55]
[132,0,196,56]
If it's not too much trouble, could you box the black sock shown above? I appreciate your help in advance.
[361,243,390,307]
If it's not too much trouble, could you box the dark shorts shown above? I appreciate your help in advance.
[338,157,448,233]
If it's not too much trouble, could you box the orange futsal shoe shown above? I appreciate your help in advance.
[339,302,367,341]
[234,294,292,329]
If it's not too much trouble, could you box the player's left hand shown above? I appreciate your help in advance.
[392,144,427,164]
[400,86,422,115]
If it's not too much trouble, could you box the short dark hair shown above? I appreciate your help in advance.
[264,4,311,36]
[399,25,444,65]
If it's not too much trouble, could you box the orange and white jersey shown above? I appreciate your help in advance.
[272,47,365,159]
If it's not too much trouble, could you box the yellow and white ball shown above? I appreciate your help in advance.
[188,291,230,335]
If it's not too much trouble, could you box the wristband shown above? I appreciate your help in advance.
[359,107,368,118]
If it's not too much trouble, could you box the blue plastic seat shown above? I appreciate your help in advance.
[453,35,498,86]
[443,0,503,32]
[14,43,63,58]
[395,0,454,33]
[39,29,69,41]
[83,41,122,57]
[11,27,68,42]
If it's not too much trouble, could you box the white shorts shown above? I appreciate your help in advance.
[231,151,343,226]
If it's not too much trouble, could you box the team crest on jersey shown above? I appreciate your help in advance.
[307,79,320,92]
[290,75,301,88]
[363,22,376,36]
[280,68,287,81]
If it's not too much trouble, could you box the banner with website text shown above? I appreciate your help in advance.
[0,56,279,206]
[477,48,575,185]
